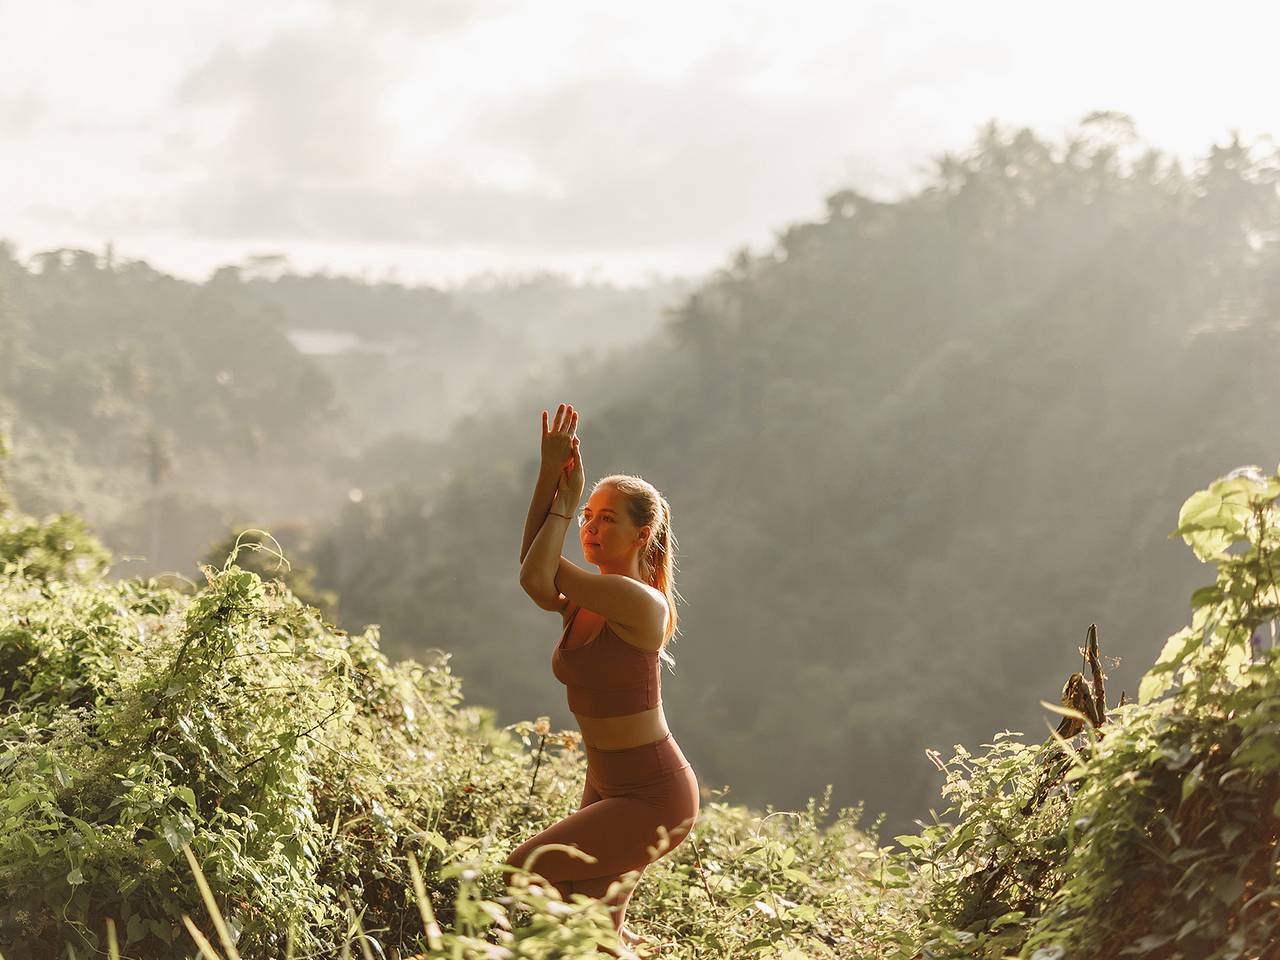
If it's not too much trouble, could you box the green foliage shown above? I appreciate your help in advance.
[1,511,111,583]
[0,505,529,957]
[884,464,1280,959]
[0,500,902,959]
[199,526,340,624]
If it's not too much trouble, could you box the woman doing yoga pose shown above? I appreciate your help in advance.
[504,403,699,956]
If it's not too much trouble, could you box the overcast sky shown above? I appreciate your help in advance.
[2,0,1278,287]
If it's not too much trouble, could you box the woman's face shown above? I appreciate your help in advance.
[580,485,647,568]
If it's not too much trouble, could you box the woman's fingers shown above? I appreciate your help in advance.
[547,402,579,439]
[558,405,576,436]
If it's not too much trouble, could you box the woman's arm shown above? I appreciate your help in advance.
[518,403,582,609]
[519,487,577,609]
[519,463,563,563]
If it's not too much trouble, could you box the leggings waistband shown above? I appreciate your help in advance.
[584,732,691,791]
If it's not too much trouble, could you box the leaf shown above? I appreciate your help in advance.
[1062,764,1090,783]
[417,830,451,854]
[1138,671,1173,705]
[1153,628,1199,668]
[173,786,198,812]
[1189,585,1223,608]
[1039,700,1088,722]
[160,815,194,854]
[5,791,37,814]
[1177,490,1224,530]
[161,819,183,853]
[990,910,1026,929]
[1180,761,1204,804]
[1121,933,1174,953]
[1214,873,1245,905]
[1219,822,1246,849]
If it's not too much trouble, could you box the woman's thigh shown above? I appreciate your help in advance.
[505,789,692,885]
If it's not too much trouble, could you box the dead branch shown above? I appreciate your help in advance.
[1085,624,1108,727]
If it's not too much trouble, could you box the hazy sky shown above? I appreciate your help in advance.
[3,0,1277,287]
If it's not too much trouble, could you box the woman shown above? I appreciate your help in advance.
[503,402,699,957]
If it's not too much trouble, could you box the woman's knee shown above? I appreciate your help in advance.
[503,838,571,885]
[502,841,540,881]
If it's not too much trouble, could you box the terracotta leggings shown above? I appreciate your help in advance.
[502,732,699,933]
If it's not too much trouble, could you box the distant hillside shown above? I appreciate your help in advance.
[0,247,689,577]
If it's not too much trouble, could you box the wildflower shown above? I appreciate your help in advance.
[558,731,582,751]
[534,716,551,736]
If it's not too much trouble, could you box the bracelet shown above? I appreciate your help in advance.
[547,511,573,520]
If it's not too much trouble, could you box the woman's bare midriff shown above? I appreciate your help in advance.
[575,703,670,750]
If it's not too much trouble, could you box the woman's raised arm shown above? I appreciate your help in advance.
[518,404,579,563]
[519,404,586,611]
[519,464,563,564]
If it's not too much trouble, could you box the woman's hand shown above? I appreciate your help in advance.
[557,435,585,509]
[541,403,585,514]
[541,403,578,475]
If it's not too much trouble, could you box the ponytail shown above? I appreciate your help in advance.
[644,495,680,654]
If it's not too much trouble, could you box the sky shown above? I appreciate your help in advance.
[2,0,1278,288]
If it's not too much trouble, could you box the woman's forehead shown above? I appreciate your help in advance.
[587,487,627,510]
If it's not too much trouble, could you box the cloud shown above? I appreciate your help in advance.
[126,10,942,257]
[175,24,399,181]
[164,61,893,254]
[321,0,501,35]
[0,87,46,136]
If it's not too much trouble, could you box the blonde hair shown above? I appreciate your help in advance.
[590,474,681,667]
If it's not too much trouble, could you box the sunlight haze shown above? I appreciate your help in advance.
[2,0,1277,284]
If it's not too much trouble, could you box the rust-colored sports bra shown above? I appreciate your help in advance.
[551,602,662,718]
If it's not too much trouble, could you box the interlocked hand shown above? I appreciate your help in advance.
[541,403,584,505]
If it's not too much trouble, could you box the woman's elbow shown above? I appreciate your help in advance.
[519,572,556,608]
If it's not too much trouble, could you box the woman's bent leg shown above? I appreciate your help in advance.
[501,778,696,933]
